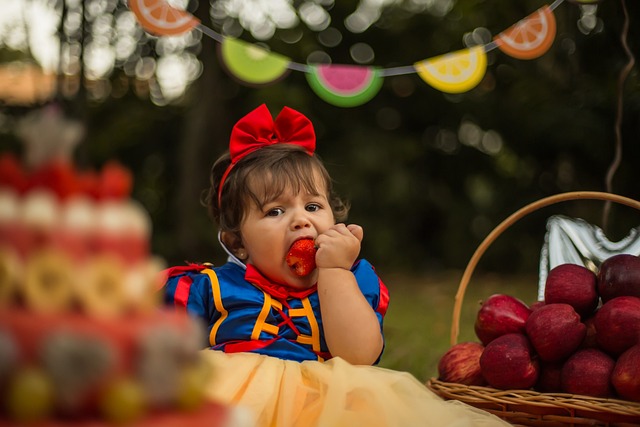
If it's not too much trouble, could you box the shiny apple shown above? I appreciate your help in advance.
[544,263,598,317]
[594,296,640,356]
[525,303,586,362]
[437,342,486,386]
[611,344,640,402]
[479,333,539,390]
[597,254,640,302]
[561,348,615,398]
[474,294,531,345]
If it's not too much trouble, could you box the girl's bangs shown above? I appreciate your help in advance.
[249,158,326,208]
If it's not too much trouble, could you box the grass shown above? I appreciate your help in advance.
[376,269,539,382]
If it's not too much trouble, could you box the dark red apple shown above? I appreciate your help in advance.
[594,296,640,356]
[544,263,598,317]
[535,361,563,393]
[437,342,486,386]
[474,294,532,345]
[579,315,598,349]
[561,348,615,398]
[479,333,539,390]
[597,254,640,302]
[529,300,546,311]
[611,344,640,402]
[525,303,586,362]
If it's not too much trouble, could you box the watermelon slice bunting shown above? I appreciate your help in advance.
[306,65,383,108]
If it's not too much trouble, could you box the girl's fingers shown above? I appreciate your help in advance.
[346,224,363,242]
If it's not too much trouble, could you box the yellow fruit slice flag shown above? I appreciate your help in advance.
[129,0,200,36]
[494,5,556,60]
[414,46,487,94]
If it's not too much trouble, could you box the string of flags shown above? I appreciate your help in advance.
[128,0,565,107]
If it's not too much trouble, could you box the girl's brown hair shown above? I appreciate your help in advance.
[203,144,349,236]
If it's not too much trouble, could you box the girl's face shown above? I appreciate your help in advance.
[238,171,335,289]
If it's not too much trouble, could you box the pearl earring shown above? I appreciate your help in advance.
[236,250,247,259]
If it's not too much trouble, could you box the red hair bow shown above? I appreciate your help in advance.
[218,104,316,205]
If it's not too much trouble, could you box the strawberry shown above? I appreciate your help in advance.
[0,153,28,193]
[286,239,317,277]
[99,161,133,200]
[28,160,79,200]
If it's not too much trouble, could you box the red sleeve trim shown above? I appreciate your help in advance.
[174,275,193,311]
[376,278,389,317]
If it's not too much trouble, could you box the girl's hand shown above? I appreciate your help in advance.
[315,223,363,270]
[315,223,382,364]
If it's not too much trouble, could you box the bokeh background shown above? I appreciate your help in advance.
[1,0,639,379]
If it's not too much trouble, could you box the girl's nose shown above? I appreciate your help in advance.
[291,210,312,230]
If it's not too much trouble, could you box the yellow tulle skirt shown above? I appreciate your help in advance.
[201,351,510,427]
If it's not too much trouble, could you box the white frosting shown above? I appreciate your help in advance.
[0,189,19,224]
[60,196,96,233]
[21,189,59,230]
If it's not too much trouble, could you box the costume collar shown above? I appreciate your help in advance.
[218,230,246,269]
[245,264,317,300]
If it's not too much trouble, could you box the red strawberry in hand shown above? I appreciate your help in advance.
[286,239,317,277]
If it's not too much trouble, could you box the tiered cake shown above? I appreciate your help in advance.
[0,151,243,426]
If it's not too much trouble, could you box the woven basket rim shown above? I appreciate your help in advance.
[427,378,640,417]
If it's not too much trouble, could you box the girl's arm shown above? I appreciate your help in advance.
[315,224,384,365]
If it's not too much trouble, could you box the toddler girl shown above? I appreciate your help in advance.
[162,104,509,426]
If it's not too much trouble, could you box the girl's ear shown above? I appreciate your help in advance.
[221,231,247,260]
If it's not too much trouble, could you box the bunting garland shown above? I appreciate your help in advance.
[218,37,291,86]
[306,65,384,108]
[128,0,565,107]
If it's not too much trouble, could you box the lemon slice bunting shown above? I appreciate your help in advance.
[414,46,487,94]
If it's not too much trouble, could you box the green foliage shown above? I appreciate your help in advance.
[378,271,537,381]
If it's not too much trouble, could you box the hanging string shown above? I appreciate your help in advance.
[602,0,635,231]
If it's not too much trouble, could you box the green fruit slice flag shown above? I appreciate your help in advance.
[306,64,383,108]
[219,38,291,86]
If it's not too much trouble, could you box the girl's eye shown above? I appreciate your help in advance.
[266,207,284,217]
[306,203,321,212]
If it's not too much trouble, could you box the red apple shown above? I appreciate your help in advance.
[529,300,546,311]
[580,315,598,349]
[525,303,586,362]
[544,263,598,317]
[535,361,563,393]
[479,333,539,390]
[561,348,615,398]
[611,344,640,402]
[597,254,640,302]
[474,294,532,345]
[594,296,640,356]
[437,342,486,386]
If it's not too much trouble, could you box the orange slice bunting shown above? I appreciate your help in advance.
[129,0,200,36]
[494,5,556,60]
[414,46,487,94]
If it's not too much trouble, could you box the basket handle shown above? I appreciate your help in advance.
[450,191,640,346]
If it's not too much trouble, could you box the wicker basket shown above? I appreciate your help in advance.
[426,191,640,426]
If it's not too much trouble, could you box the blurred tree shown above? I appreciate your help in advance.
[0,0,638,274]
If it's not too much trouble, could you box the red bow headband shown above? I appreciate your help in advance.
[217,104,316,206]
